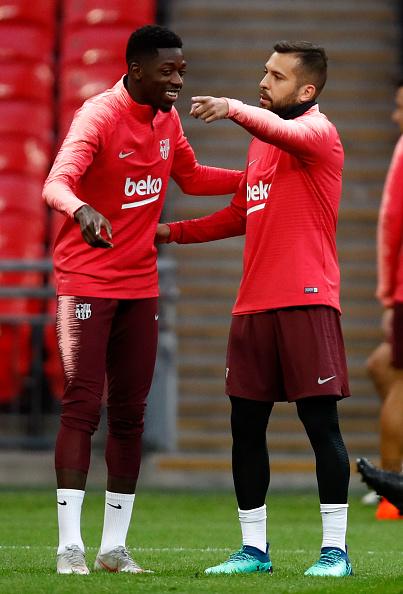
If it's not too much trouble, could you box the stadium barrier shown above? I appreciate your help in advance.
[0,257,178,452]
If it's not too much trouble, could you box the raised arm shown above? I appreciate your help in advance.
[170,115,243,195]
[191,95,336,162]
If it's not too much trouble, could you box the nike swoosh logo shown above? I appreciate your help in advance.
[155,314,159,320]
[57,500,67,506]
[247,203,266,216]
[248,158,258,166]
[317,375,336,385]
[121,194,160,209]
[119,151,134,159]
[107,503,122,509]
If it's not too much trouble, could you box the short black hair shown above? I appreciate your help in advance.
[126,25,183,65]
[396,78,403,89]
[273,40,328,97]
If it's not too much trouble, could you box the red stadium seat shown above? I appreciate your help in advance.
[0,208,46,403]
[0,62,54,103]
[60,63,123,107]
[61,26,131,67]
[63,0,156,29]
[0,101,53,148]
[44,295,63,400]
[0,323,31,402]
[58,61,123,139]
[0,136,50,179]
[0,24,54,62]
[0,174,46,219]
[0,0,57,30]
[0,221,45,259]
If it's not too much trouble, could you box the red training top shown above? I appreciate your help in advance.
[376,135,403,307]
[43,78,242,298]
[168,100,344,314]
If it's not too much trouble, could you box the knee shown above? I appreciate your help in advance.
[108,402,146,437]
[366,344,390,381]
[297,407,321,437]
[366,352,380,381]
[231,402,269,446]
[61,396,102,435]
[297,402,338,442]
[61,384,102,435]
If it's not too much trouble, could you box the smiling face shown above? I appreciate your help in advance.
[129,47,186,112]
[259,51,316,114]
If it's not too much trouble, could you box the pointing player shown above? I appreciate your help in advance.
[157,41,352,577]
[43,25,242,575]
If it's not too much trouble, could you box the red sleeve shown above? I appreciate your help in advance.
[170,115,243,195]
[226,99,335,162]
[42,99,110,217]
[376,137,403,306]
[167,175,247,243]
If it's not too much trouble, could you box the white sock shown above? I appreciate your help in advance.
[99,491,135,554]
[320,503,348,551]
[238,504,267,553]
[56,488,85,554]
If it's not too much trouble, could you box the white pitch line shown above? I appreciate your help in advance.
[0,546,401,554]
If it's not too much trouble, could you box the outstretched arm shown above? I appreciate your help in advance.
[190,95,335,161]
[157,177,247,244]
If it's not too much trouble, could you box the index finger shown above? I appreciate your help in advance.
[191,96,211,104]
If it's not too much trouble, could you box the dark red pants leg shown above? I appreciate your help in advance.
[55,296,116,473]
[105,298,159,483]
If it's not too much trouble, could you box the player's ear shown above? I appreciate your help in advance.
[129,61,143,81]
[300,83,316,102]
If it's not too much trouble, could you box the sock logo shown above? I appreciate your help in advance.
[57,500,67,506]
[107,503,122,509]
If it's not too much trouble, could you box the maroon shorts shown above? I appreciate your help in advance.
[225,306,351,402]
[392,302,403,368]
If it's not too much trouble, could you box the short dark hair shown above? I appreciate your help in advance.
[126,25,183,65]
[396,78,403,89]
[273,40,328,97]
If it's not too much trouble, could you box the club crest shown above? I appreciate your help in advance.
[160,138,170,160]
[75,303,92,320]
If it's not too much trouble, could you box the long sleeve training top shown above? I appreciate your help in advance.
[43,78,242,298]
[168,100,344,315]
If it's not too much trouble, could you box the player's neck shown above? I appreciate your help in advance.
[125,75,157,115]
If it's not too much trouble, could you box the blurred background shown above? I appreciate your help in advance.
[0,0,401,490]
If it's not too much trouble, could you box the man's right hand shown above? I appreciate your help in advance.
[74,204,113,248]
[155,223,171,244]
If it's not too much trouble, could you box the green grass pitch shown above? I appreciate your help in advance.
[0,489,402,593]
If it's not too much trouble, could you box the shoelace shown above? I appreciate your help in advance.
[315,551,343,568]
[64,545,86,567]
[110,546,140,569]
[227,549,255,562]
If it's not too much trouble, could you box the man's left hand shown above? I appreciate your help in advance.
[155,223,171,244]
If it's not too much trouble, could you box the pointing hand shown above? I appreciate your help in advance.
[190,96,229,123]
